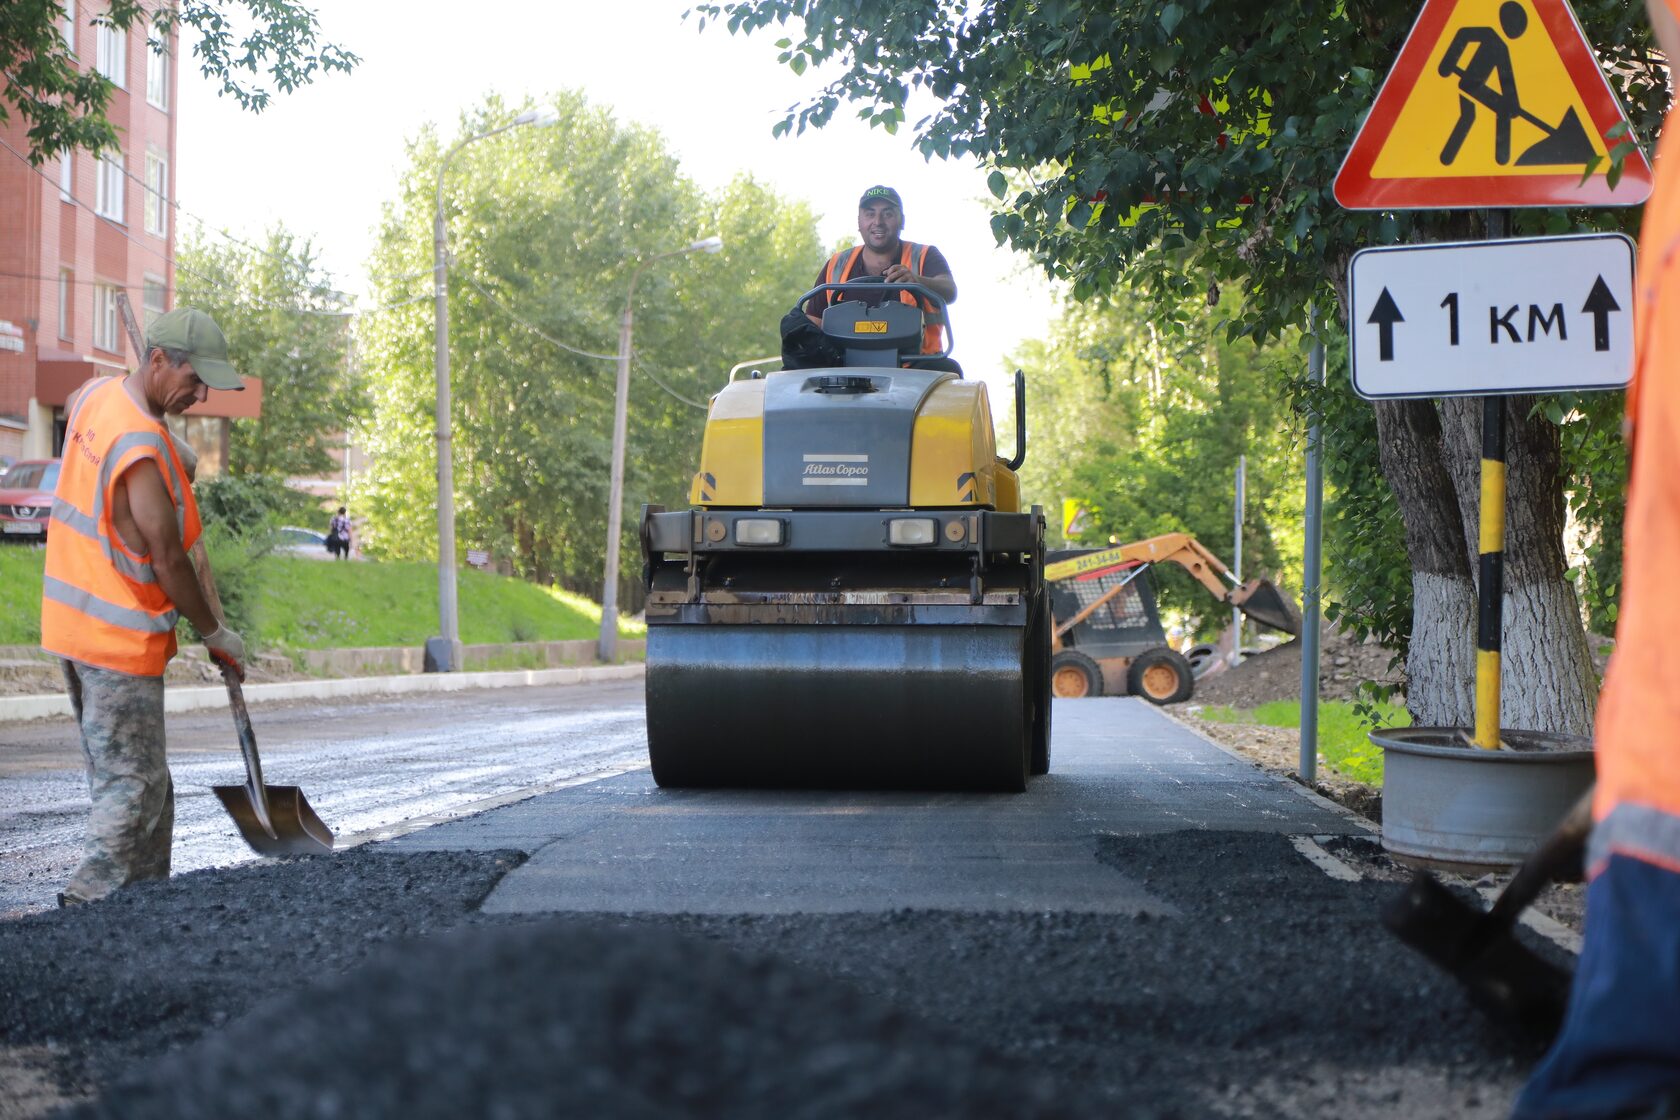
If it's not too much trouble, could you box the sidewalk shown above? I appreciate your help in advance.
[0,662,645,722]
[385,697,1367,915]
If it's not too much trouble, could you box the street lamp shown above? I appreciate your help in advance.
[427,108,558,673]
[597,235,725,662]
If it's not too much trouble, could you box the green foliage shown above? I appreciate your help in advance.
[257,557,644,650]
[195,472,321,538]
[353,93,824,604]
[1012,288,1303,632]
[176,226,365,479]
[1284,323,1412,659]
[1547,392,1627,634]
[1198,698,1409,785]
[1,0,357,163]
[0,547,45,644]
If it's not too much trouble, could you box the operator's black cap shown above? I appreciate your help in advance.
[858,185,902,209]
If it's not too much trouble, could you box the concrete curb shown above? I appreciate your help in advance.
[0,663,645,723]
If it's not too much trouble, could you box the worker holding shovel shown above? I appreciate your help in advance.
[42,308,248,906]
[1511,1,1680,1115]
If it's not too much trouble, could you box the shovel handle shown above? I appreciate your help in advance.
[222,666,278,839]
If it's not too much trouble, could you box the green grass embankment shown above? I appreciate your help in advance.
[1198,699,1409,785]
[0,546,46,645]
[0,548,642,650]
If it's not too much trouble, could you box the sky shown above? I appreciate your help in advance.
[174,0,1061,412]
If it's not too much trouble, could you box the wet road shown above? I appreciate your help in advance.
[0,680,648,915]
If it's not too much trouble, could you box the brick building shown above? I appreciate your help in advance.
[0,4,259,470]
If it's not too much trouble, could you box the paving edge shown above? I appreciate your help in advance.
[1150,701,1379,833]
[0,663,646,723]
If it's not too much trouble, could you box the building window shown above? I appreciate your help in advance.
[59,271,74,340]
[143,276,167,325]
[146,33,168,110]
[59,152,73,201]
[94,154,124,221]
[144,151,167,236]
[92,284,120,353]
[63,1,76,55]
[94,22,125,87]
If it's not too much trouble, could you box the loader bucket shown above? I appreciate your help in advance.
[1231,578,1301,636]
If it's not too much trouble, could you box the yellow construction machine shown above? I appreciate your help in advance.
[639,278,1049,790]
[1046,533,1300,703]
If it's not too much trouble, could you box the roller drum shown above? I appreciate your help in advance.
[647,623,1030,791]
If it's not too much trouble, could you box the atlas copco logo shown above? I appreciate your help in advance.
[802,453,869,487]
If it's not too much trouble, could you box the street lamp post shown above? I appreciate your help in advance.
[427,108,557,673]
[597,235,724,663]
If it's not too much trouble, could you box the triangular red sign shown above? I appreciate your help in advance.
[1335,0,1653,209]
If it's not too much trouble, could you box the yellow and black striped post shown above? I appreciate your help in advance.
[1474,396,1506,750]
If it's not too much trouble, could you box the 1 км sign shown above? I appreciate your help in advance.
[1349,233,1635,399]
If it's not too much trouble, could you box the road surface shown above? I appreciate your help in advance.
[0,680,648,914]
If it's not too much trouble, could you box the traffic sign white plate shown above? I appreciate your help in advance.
[1349,233,1635,399]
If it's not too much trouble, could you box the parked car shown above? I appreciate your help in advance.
[0,459,61,542]
[271,525,333,559]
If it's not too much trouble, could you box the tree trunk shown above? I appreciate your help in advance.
[1372,399,1477,725]
[1436,397,1596,736]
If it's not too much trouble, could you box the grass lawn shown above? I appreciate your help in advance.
[259,557,644,649]
[0,547,642,651]
[0,545,46,645]
[1197,699,1410,786]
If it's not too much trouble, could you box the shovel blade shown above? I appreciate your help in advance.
[1231,578,1302,636]
[212,784,335,856]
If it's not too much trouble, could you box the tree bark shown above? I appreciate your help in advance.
[1372,399,1477,725]
[1436,396,1596,736]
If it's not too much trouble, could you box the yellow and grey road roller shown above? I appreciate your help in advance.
[639,279,1049,791]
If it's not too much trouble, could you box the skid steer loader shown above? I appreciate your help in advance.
[639,278,1049,790]
[1046,533,1301,704]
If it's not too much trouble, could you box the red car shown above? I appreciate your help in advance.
[0,458,61,542]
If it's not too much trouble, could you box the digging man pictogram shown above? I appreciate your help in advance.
[1436,1,1597,167]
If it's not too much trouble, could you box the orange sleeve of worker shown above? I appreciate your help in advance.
[1593,109,1680,824]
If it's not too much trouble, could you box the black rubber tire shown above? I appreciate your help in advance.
[1029,591,1052,776]
[1050,649,1103,699]
[1127,647,1195,706]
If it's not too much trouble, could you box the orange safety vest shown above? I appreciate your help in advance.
[41,377,201,677]
[1590,104,1680,875]
[821,241,949,355]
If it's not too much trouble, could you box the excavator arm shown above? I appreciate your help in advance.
[1047,532,1300,638]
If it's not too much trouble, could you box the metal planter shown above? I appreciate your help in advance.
[1371,726,1594,871]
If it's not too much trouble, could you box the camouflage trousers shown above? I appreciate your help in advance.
[59,659,172,903]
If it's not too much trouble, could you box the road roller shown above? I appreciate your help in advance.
[639,279,1049,791]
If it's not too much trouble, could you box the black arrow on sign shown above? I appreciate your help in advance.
[1582,275,1621,353]
[1368,288,1404,362]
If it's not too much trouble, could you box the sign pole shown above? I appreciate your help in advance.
[1472,209,1511,750]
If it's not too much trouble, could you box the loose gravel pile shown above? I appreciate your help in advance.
[1,830,1564,1119]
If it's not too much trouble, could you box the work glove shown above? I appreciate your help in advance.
[203,624,247,682]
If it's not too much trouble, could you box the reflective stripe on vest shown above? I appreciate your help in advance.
[1591,803,1680,877]
[41,378,201,675]
[821,242,946,353]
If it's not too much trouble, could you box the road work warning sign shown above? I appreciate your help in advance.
[1334,0,1652,209]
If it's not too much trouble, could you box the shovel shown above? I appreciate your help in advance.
[211,663,335,856]
[1380,789,1591,1040]
[1230,577,1302,636]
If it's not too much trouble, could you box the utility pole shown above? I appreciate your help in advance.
[597,236,724,663]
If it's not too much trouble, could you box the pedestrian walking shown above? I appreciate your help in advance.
[327,506,352,560]
[41,307,248,906]
[1511,1,1680,1115]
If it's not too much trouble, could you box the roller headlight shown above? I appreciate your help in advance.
[887,518,938,546]
[734,518,785,546]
